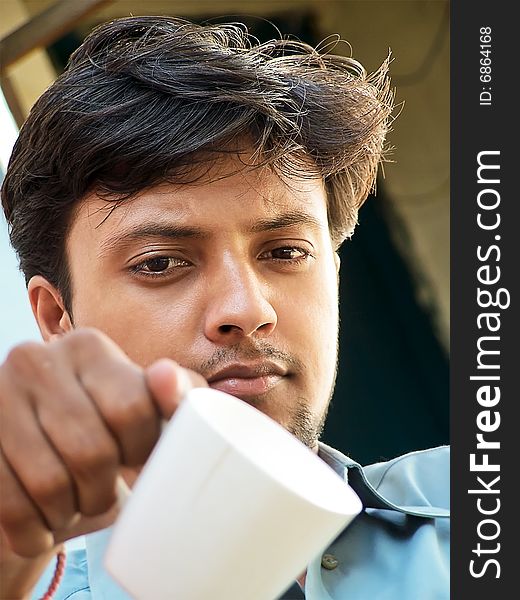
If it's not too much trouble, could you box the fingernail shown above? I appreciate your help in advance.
[116,475,132,508]
[175,368,191,399]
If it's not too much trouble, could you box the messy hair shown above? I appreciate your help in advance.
[1,16,393,314]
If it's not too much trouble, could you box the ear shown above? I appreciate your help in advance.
[28,275,73,341]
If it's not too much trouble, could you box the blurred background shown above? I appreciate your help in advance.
[0,0,449,465]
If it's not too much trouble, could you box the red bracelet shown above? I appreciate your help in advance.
[40,550,66,600]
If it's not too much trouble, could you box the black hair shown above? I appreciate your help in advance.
[1,16,393,314]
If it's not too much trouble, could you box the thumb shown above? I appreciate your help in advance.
[145,358,207,419]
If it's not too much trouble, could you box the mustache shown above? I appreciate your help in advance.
[195,341,304,379]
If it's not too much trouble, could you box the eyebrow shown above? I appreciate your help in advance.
[98,210,324,258]
[98,223,208,258]
[250,210,324,233]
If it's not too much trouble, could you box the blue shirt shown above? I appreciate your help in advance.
[32,444,449,599]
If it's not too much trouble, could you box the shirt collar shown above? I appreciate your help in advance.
[318,442,449,518]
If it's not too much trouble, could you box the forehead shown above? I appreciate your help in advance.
[70,158,329,244]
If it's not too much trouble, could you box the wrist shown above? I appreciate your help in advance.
[0,540,62,600]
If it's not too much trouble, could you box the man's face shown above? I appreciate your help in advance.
[65,156,340,449]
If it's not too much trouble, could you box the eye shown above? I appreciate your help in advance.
[270,247,309,260]
[259,246,313,264]
[144,257,173,272]
[129,255,191,278]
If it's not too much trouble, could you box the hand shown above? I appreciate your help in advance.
[0,328,207,560]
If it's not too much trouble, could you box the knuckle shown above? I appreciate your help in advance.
[66,328,130,373]
[0,499,32,530]
[67,327,107,354]
[106,388,153,433]
[28,470,71,506]
[5,342,45,374]
[82,487,117,517]
[13,540,53,559]
[68,438,119,477]
[90,362,153,427]
[4,342,60,394]
[1,519,54,558]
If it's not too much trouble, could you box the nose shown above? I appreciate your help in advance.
[203,258,277,344]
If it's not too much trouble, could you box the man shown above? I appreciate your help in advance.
[0,16,449,600]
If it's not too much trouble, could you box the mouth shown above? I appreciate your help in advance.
[206,363,287,398]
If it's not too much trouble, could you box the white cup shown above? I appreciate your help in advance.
[104,387,362,599]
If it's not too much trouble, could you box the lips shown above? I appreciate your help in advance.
[206,363,287,398]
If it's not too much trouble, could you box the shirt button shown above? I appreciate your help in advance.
[321,553,339,570]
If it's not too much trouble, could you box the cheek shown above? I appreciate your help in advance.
[71,278,201,367]
[277,260,339,380]
[305,283,339,375]
[307,255,339,335]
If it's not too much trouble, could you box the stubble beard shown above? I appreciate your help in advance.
[286,335,340,450]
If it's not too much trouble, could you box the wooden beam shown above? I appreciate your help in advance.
[0,0,113,74]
